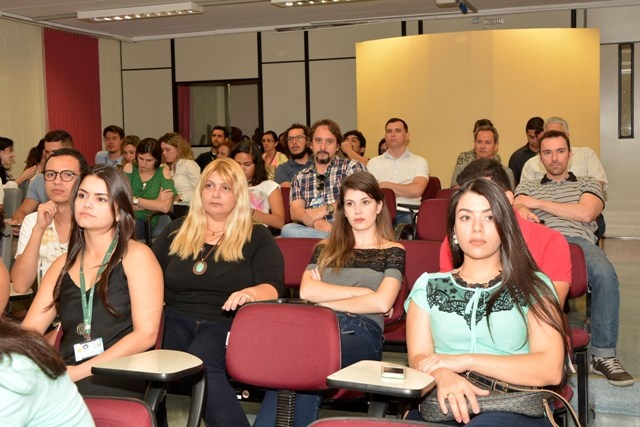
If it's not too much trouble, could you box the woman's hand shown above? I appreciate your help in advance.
[415,353,469,375]
[222,290,255,311]
[432,368,489,424]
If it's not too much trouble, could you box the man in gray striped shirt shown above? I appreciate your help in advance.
[514,130,633,387]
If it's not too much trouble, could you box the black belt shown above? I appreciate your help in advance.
[461,371,539,393]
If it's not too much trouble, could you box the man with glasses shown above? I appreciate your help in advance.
[11,148,89,293]
[95,125,124,166]
[281,119,366,238]
[11,130,74,225]
[274,123,314,187]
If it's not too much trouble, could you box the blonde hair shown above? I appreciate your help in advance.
[169,158,252,261]
[159,132,194,161]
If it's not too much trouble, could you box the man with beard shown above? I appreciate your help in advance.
[196,125,228,171]
[274,123,314,187]
[515,130,633,387]
[281,119,366,238]
[367,118,429,224]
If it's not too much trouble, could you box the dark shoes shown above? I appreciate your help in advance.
[592,357,635,387]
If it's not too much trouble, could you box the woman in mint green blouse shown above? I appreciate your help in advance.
[405,178,568,426]
[123,138,176,240]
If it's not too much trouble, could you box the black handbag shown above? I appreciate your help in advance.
[419,371,580,427]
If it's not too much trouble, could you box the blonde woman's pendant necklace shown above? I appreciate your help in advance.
[192,235,224,275]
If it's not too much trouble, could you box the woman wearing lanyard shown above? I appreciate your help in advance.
[22,165,164,395]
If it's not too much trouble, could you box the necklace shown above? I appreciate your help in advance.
[452,271,503,289]
[207,228,224,235]
[192,234,224,275]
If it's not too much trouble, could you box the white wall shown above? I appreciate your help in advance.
[589,6,640,237]
[99,38,123,142]
[0,19,46,166]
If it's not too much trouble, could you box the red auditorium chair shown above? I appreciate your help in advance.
[226,302,342,427]
[414,199,449,242]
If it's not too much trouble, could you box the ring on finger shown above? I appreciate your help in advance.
[447,393,455,399]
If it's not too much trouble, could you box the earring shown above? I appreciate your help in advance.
[453,234,458,245]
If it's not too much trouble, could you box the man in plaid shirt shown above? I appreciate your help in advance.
[281,119,366,238]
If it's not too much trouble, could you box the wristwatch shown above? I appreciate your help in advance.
[133,197,139,206]
[325,204,335,214]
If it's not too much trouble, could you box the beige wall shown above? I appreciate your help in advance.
[99,38,123,141]
[0,19,46,167]
[356,29,601,185]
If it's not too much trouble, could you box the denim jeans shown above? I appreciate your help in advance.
[162,309,250,427]
[565,236,620,357]
[253,313,383,427]
[280,223,330,239]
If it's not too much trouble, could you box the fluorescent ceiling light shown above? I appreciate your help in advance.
[78,2,203,23]
[271,0,373,7]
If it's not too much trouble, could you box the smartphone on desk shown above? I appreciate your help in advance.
[380,365,406,379]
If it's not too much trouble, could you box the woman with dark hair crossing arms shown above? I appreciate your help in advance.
[22,165,164,392]
[255,171,404,427]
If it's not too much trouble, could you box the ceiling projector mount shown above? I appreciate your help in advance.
[435,0,478,14]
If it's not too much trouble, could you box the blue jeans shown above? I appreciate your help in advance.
[253,313,383,427]
[162,309,250,427]
[280,223,330,239]
[565,236,620,357]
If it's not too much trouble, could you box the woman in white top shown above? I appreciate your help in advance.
[232,140,285,230]
[159,132,201,218]
[261,131,288,180]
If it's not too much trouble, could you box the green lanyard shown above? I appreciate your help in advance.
[79,236,118,341]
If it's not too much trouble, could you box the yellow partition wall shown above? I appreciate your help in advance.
[356,29,600,185]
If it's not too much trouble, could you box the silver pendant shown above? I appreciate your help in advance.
[76,322,90,341]
[193,260,207,275]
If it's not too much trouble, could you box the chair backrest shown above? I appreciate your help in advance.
[421,176,442,201]
[226,302,341,391]
[281,186,292,225]
[568,243,588,299]
[310,417,432,426]
[3,188,23,219]
[275,238,320,289]
[415,198,449,242]
[18,179,30,199]
[1,223,13,271]
[381,188,397,224]
[435,188,456,199]
[84,396,156,427]
[402,240,441,288]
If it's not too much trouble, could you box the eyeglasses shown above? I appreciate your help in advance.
[43,170,79,182]
[287,135,307,143]
[316,174,325,192]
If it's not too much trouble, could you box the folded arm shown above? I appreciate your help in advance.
[514,193,603,223]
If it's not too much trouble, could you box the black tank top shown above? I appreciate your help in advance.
[58,262,133,365]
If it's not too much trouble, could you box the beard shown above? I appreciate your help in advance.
[314,151,331,165]
[290,150,307,160]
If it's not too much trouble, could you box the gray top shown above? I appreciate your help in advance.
[307,245,405,331]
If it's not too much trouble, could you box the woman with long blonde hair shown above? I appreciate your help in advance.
[159,132,200,217]
[152,158,284,427]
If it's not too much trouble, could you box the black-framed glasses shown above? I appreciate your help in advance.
[43,170,79,182]
[316,174,326,192]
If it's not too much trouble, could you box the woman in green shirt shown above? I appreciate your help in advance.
[123,138,176,241]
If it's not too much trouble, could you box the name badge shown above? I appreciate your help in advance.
[73,337,105,362]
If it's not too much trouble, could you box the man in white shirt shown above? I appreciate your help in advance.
[520,116,608,190]
[367,118,429,224]
[11,148,89,293]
